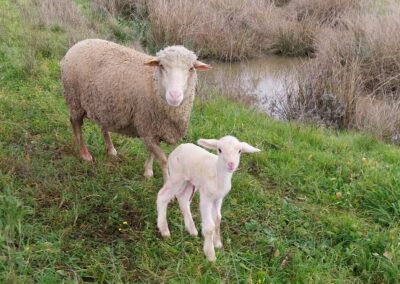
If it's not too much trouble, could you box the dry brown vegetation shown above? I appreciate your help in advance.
[284,1,400,141]
[93,0,321,60]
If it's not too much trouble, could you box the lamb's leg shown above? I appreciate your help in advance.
[177,182,198,236]
[200,195,216,261]
[102,129,117,157]
[70,117,92,162]
[142,138,168,181]
[157,179,185,237]
[143,152,154,178]
[212,198,223,249]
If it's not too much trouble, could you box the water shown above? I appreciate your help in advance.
[201,56,303,117]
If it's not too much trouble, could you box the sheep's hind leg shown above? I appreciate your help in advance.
[102,129,117,157]
[157,179,185,237]
[177,182,198,236]
[70,117,92,162]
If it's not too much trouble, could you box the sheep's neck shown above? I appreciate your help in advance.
[216,159,233,193]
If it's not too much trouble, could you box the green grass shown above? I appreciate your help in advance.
[1,1,400,283]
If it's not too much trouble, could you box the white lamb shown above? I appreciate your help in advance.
[157,135,261,261]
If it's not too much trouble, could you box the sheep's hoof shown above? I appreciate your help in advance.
[143,169,154,179]
[81,152,93,162]
[107,148,118,157]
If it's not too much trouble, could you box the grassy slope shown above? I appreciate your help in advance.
[1,1,400,283]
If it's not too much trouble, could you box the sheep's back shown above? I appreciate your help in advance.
[61,39,154,134]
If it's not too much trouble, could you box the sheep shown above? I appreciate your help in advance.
[61,39,210,180]
[156,135,261,261]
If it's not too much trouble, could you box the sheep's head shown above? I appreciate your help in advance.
[145,45,210,107]
[197,136,261,173]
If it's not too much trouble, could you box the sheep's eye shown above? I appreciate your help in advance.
[218,148,222,153]
[159,64,164,70]
[189,67,194,72]
[239,150,241,153]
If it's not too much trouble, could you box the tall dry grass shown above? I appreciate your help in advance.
[145,0,282,60]
[283,1,400,140]
[286,0,362,27]
[91,0,363,60]
[91,0,147,18]
[147,0,324,60]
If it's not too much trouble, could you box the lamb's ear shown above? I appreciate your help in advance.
[241,142,261,153]
[144,58,160,67]
[197,139,218,150]
[194,60,211,71]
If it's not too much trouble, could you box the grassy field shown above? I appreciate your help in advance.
[1,0,400,283]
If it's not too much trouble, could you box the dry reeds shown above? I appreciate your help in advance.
[144,0,320,60]
[286,0,362,27]
[282,1,400,140]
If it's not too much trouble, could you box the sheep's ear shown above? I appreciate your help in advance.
[194,60,211,71]
[241,142,261,153]
[144,58,160,67]
[197,139,218,150]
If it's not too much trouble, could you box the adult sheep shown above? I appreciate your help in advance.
[61,39,210,180]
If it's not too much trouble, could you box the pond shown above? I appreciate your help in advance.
[201,56,304,118]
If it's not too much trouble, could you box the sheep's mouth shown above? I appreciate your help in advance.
[166,97,183,107]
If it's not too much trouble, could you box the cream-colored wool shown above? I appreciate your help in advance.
[61,39,209,180]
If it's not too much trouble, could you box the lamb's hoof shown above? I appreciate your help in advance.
[160,229,170,238]
[206,253,216,262]
[81,152,93,162]
[188,228,198,237]
[214,240,223,249]
[143,169,154,179]
[107,148,118,157]
[158,224,170,238]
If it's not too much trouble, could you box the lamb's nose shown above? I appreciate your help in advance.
[228,162,234,168]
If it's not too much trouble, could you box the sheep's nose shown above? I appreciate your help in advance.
[227,162,234,169]
[169,90,183,100]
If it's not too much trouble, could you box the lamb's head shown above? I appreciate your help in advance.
[198,136,261,173]
[145,45,210,107]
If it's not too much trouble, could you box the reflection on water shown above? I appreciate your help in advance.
[201,56,304,117]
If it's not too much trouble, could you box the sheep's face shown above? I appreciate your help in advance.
[198,136,261,173]
[145,46,210,107]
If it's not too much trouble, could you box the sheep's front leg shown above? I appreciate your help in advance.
[143,152,154,178]
[200,195,216,261]
[213,198,223,249]
[142,138,168,181]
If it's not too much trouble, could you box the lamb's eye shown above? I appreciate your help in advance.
[218,148,222,153]
[159,64,164,70]
[239,150,241,153]
[189,67,194,72]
